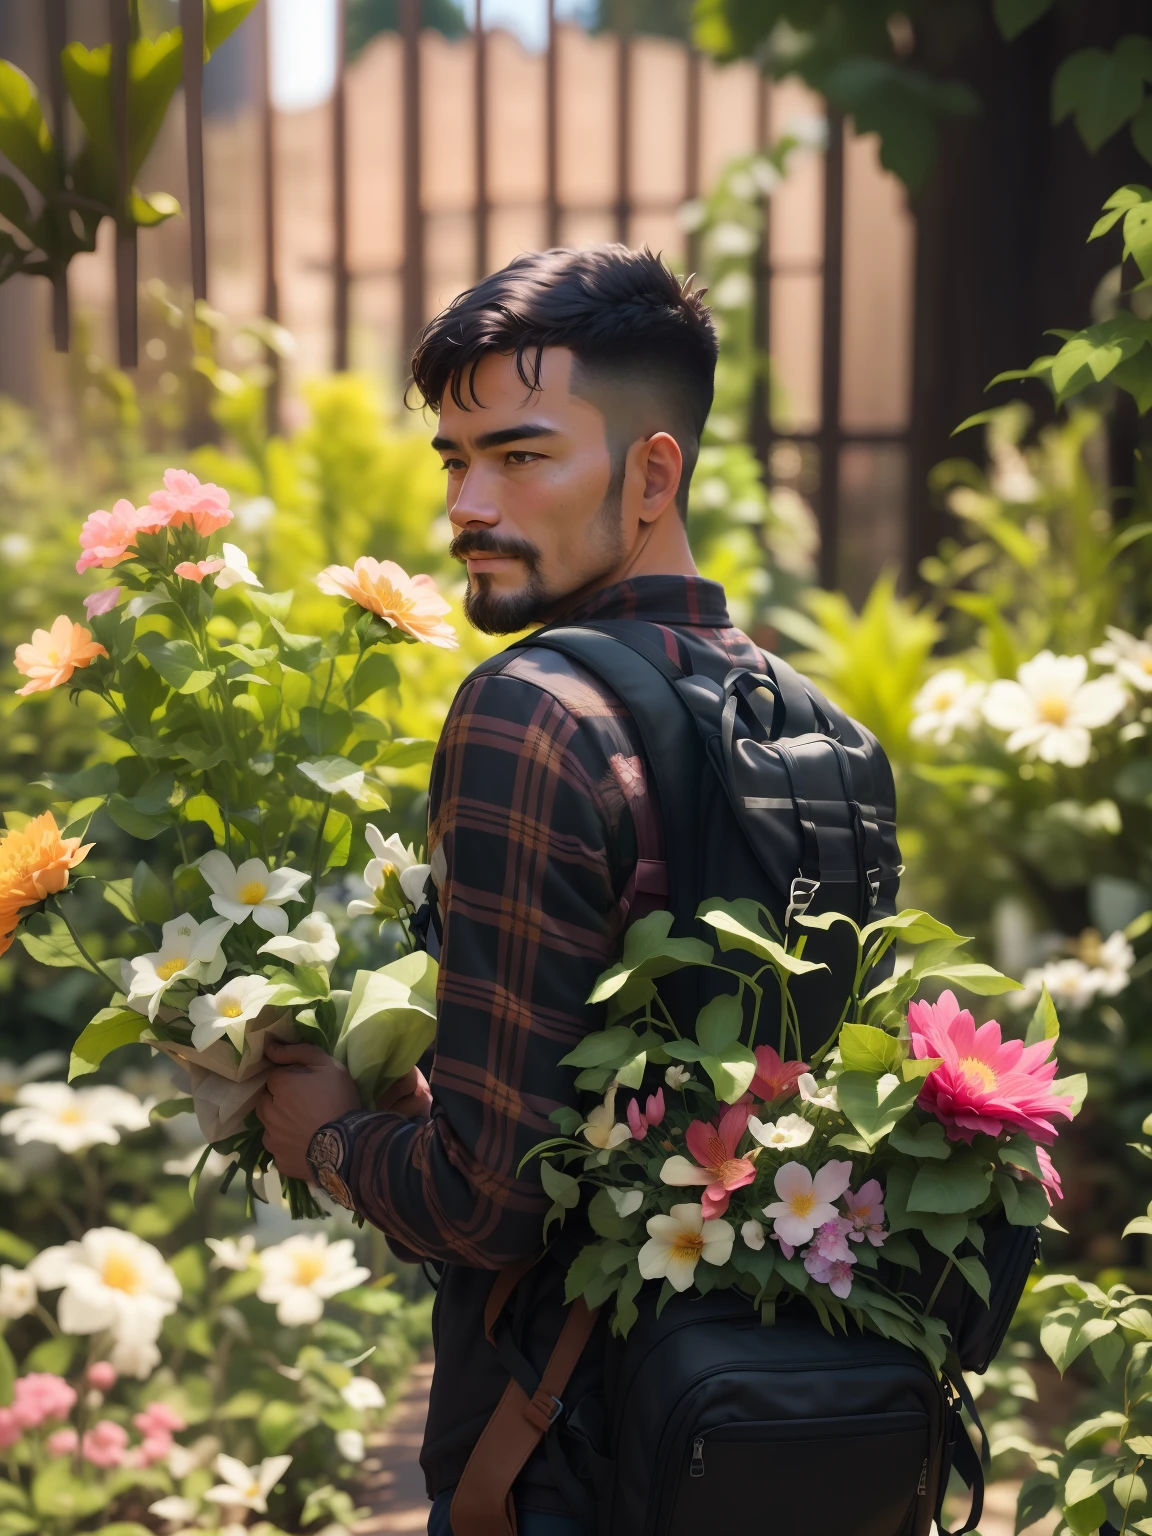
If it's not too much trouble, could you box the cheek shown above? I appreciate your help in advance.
[524,459,614,560]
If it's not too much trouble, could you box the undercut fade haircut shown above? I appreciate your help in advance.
[410,245,718,518]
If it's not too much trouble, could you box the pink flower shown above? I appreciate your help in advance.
[86,1362,117,1392]
[127,1429,173,1466]
[843,1179,887,1246]
[1035,1145,1063,1205]
[749,1045,808,1104]
[909,990,1075,1145]
[83,588,121,619]
[316,557,458,649]
[12,1373,77,1428]
[82,1418,128,1469]
[804,1251,856,1299]
[626,1089,666,1140]
[134,1401,185,1436]
[174,558,225,583]
[0,1409,21,1449]
[660,1103,755,1219]
[76,500,144,573]
[45,1427,78,1457]
[147,468,233,535]
[773,1233,795,1260]
[763,1159,853,1247]
[810,1218,855,1264]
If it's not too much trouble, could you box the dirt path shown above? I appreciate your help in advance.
[355,1360,434,1535]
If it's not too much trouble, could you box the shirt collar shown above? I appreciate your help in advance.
[548,575,732,628]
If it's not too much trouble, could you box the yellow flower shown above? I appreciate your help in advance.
[14,615,107,696]
[0,813,93,955]
[316,557,458,649]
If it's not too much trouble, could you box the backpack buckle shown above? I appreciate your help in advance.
[786,876,819,925]
[866,867,881,907]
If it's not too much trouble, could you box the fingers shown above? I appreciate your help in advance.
[262,1038,331,1066]
[376,1067,419,1111]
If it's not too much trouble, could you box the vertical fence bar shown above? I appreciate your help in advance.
[818,107,845,589]
[333,0,350,371]
[750,71,772,467]
[545,0,559,247]
[400,0,424,359]
[613,5,632,246]
[683,48,701,280]
[45,0,69,351]
[473,0,488,281]
[179,0,207,303]
[258,0,280,434]
[109,0,137,368]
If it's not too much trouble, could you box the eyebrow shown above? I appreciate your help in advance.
[430,423,559,453]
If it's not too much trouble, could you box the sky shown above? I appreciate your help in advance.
[270,0,589,111]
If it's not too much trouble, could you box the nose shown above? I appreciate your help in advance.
[447,463,500,532]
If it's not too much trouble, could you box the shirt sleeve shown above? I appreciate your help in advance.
[326,669,634,1268]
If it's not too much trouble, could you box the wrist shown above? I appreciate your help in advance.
[305,1119,359,1210]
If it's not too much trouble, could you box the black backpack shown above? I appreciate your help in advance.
[455,620,1034,1536]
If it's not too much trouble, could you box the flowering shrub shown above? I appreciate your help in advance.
[529,901,1081,1363]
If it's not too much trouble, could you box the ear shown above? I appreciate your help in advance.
[631,432,683,525]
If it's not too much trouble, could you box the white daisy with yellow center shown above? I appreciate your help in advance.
[188,974,278,1052]
[1092,625,1152,694]
[983,650,1128,768]
[255,1232,370,1325]
[347,823,431,920]
[199,850,311,935]
[909,667,987,746]
[28,1226,181,1351]
[125,912,232,1020]
[205,1452,293,1514]
[0,1082,150,1153]
[638,1202,734,1292]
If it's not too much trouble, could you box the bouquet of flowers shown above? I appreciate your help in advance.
[1,468,453,1216]
[529,900,1085,1366]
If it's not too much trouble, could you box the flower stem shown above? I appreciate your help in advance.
[50,899,113,986]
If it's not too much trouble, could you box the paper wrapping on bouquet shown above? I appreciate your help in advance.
[151,1008,297,1141]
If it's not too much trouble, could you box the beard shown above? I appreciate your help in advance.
[452,467,625,635]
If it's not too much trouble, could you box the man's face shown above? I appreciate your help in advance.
[433,347,630,634]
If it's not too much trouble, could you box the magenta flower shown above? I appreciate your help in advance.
[83,587,121,619]
[1035,1145,1063,1205]
[804,1251,855,1299]
[660,1103,756,1219]
[749,1044,808,1103]
[148,468,233,536]
[810,1218,855,1264]
[843,1179,887,1246]
[909,990,1075,1145]
[627,1089,666,1139]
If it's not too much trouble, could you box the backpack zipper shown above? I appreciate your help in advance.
[917,1458,928,1496]
[690,1437,705,1478]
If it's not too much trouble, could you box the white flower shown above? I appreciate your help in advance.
[741,1219,766,1251]
[149,1494,200,1525]
[258,911,340,967]
[607,1188,644,1218]
[665,1065,691,1090]
[1092,930,1135,996]
[167,1432,220,1479]
[797,1074,839,1113]
[0,1082,151,1153]
[982,652,1128,768]
[1091,626,1152,694]
[0,1265,36,1319]
[637,1202,734,1292]
[212,542,263,590]
[30,1227,180,1342]
[709,220,759,257]
[1020,957,1098,1012]
[747,1112,814,1151]
[206,1234,257,1272]
[347,825,430,917]
[205,1452,293,1514]
[110,1331,162,1380]
[256,1233,370,1325]
[763,1159,853,1247]
[989,444,1040,504]
[125,913,232,1021]
[336,1428,365,1462]
[188,975,278,1052]
[199,851,310,935]
[711,271,753,311]
[0,1051,67,1104]
[909,669,987,747]
[581,1085,631,1151]
[341,1376,386,1411]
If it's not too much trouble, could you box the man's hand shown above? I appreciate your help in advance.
[376,1066,433,1119]
[256,1039,362,1181]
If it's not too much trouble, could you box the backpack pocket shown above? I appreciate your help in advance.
[662,1410,932,1536]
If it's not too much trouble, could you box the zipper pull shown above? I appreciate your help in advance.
[690,1437,705,1478]
[917,1458,928,1496]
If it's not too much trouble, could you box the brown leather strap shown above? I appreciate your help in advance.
[450,1284,599,1536]
[484,1256,537,1344]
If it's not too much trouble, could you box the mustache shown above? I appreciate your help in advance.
[449,529,541,567]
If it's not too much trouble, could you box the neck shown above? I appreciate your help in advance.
[594,509,699,592]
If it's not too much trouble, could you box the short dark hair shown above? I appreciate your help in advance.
[410,245,718,515]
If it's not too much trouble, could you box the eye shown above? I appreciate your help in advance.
[505,450,543,465]
[440,457,467,473]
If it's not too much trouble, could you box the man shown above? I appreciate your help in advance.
[257,245,767,1535]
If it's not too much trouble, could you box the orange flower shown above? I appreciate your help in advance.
[14,616,108,697]
[315,558,458,650]
[0,812,93,955]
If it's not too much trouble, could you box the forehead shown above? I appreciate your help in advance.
[438,347,592,431]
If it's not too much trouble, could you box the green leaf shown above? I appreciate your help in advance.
[183,792,226,845]
[1014,1471,1056,1534]
[560,1026,644,1069]
[350,649,400,705]
[1053,38,1152,152]
[699,901,827,975]
[587,911,712,1004]
[132,859,173,923]
[999,1138,1043,1180]
[19,912,94,970]
[0,1229,34,1265]
[320,809,353,872]
[587,1188,639,1240]
[69,1008,148,1081]
[32,1456,109,1520]
[205,0,261,54]
[106,794,172,840]
[953,1251,991,1303]
[839,1022,904,1075]
[374,736,436,768]
[0,63,55,195]
[836,1070,920,1149]
[1025,985,1060,1049]
[994,0,1054,38]
[540,1161,581,1210]
[1134,99,1152,167]
[300,705,351,755]
[861,909,966,946]
[1065,1493,1108,1536]
[257,1397,309,1455]
[1065,1459,1119,1507]
[928,963,1022,996]
[888,1120,951,1160]
[135,632,214,693]
[701,1044,758,1104]
[907,1158,992,1215]
[0,1335,13,1408]
[335,951,439,1102]
[1054,1073,1088,1115]
[695,993,742,1053]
